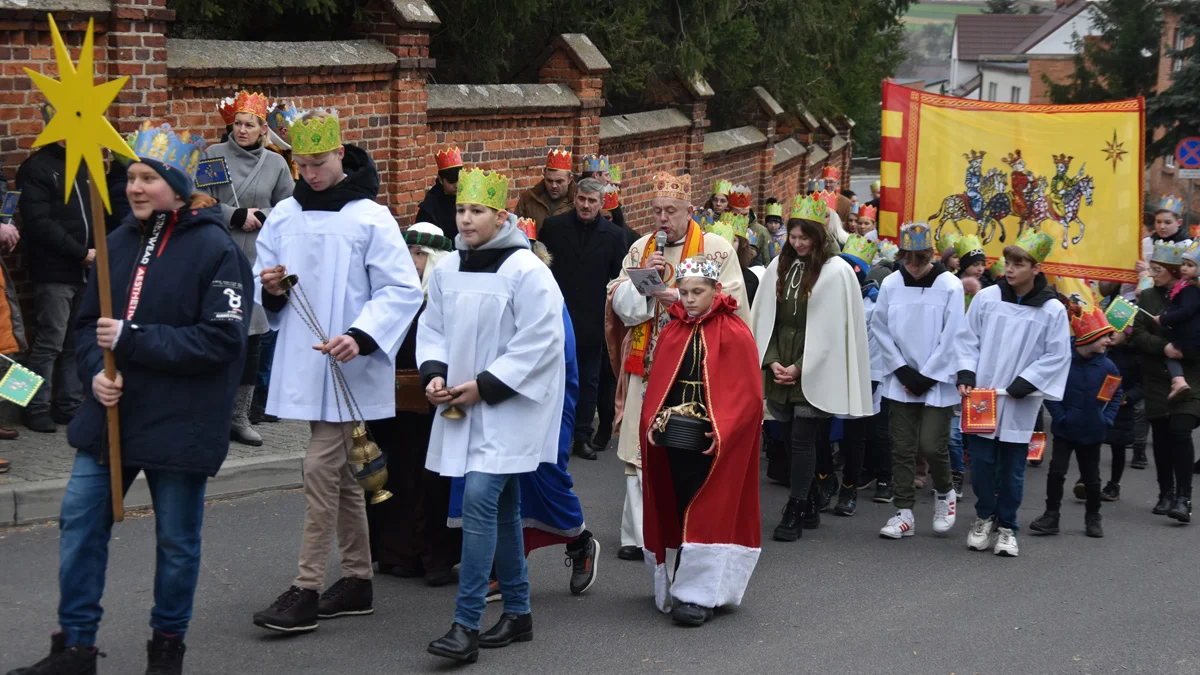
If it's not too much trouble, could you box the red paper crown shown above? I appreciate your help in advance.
[546,147,573,172]
[435,146,462,171]
[822,165,840,181]
[727,185,752,210]
[1070,307,1115,345]
[516,216,538,241]
[602,185,619,210]
[216,97,237,125]
[233,91,270,121]
[858,205,877,221]
[816,190,838,210]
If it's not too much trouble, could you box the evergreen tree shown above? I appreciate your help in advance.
[983,0,1020,15]
[1148,1,1200,160]
[1046,0,1161,105]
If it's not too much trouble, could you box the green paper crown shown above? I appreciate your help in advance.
[709,212,749,245]
[955,234,984,258]
[764,202,784,219]
[842,234,878,263]
[1015,228,1054,264]
[989,258,1005,278]
[609,165,623,182]
[456,167,509,211]
[713,179,733,196]
[291,114,341,156]
[790,193,827,223]
[936,232,962,256]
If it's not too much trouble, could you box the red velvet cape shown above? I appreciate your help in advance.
[640,293,763,562]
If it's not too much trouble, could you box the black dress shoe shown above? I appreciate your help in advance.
[670,602,713,626]
[479,613,533,648]
[572,439,597,461]
[427,623,479,663]
[617,545,642,561]
[378,561,424,578]
[424,568,455,587]
[588,432,611,451]
[23,412,56,434]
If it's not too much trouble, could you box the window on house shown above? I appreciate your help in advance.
[1174,29,1185,72]
[1011,86,1021,103]
[987,82,998,101]
[1167,154,1177,169]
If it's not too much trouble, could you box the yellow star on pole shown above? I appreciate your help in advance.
[24,15,137,213]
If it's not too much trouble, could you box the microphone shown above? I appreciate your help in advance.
[655,230,668,280]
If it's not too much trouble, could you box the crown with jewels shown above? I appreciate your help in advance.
[602,184,620,210]
[936,232,961,256]
[609,165,623,183]
[1015,228,1055,264]
[691,208,716,230]
[216,97,237,126]
[822,165,840,181]
[709,212,749,245]
[712,179,733,197]
[232,90,270,121]
[1184,240,1200,265]
[676,254,721,281]
[815,190,839,210]
[130,121,206,178]
[955,234,985,259]
[790,193,827,222]
[963,149,986,162]
[1159,194,1185,215]
[456,167,509,211]
[267,101,299,132]
[1070,306,1115,346]
[1002,149,1024,167]
[582,154,608,173]
[858,205,877,222]
[764,202,783,219]
[875,240,899,264]
[435,146,463,171]
[1152,240,1187,266]
[516,216,537,241]
[842,234,878,264]
[290,111,341,156]
[900,222,934,251]
[546,147,573,172]
[727,185,752,210]
[1052,153,1074,165]
[653,171,691,201]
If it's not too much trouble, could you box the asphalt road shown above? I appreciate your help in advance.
[1,447,1197,675]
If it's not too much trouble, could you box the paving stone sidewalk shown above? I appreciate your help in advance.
[0,420,309,527]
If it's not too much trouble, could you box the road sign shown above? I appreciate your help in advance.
[1176,137,1200,169]
[1178,169,1200,179]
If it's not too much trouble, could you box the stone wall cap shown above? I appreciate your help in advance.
[678,69,715,100]
[555,33,611,74]
[808,145,829,165]
[819,116,839,135]
[427,83,580,114]
[752,86,784,118]
[599,108,690,142]
[168,39,397,73]
[0,0,109,13]
[794,104,820,131]
[830,135,848,154]
[703,125,767,156]
[382,0,441,27]
[836,113,856,129]
[774,137,807,167]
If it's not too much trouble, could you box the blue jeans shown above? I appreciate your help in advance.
[968,436,1027,530]
[454,472,529,630]
[58,451,207,647]
[948,416,965,473]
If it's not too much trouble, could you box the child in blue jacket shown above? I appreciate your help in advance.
[1031,305,1121,538]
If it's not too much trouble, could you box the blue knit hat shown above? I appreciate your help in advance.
[129,122,206,200]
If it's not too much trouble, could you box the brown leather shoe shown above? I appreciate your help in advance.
[0,426,18,440]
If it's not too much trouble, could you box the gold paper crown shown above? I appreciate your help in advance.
[963,149,986,162]
[790,193,827,222]
[653,171,691,201]
[291,113,341,156]
[456,167,509,211]
[233,90,270,121]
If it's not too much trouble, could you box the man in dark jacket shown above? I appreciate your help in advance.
[15,141,104,432]
[416,146,462,238]
[537,177,626,461]
[514,147,575,230]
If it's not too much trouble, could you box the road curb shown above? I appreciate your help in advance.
[0,451,303,528]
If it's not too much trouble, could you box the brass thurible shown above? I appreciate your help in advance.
[348,425,392,504]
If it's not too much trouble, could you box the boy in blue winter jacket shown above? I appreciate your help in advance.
[1031,305,1122,539]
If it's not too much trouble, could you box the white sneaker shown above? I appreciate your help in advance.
[993,527,1019,557]
[966,517,996,551]
[879,509,915,539]
[932,490,957,534]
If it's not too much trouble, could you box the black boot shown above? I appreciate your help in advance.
[817,473,839,512]
[833,484,857,516]
[427,623,480,662]
[1168,495,1192,523]
[1101,481,1120,502]
[800,483,821,529]
[772,497,802,542]
[572,438,597,461]
[249,387,267,425]
[145,632,185,675]
[1130,449,1148,470]
[1084,513,1104,538]
[6,633,100,675]
[479,613,533,648]
[1029,511,1060,535]
[1154,491,1175,515]
[670,602,713,627]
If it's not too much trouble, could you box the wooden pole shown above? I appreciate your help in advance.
[88,177,123,523]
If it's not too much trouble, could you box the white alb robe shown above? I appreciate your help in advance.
[254,197,422,422]
[418,250,566,477]
[956,284,1071,443]
[872,270,966,408]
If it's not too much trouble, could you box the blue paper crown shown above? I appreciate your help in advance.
[1159,194,1185,215]
[1152,241,1187,266]
[582,154,609,173]
[691,208,716,230]
[899,221,934,251]
[130,121,206,179]
[267,102,299,132]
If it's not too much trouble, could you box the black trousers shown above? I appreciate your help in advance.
[1110,444,1126,484]
[665,445,714,525]
[840,416,867,486]
[1150,414,1198,498]
[1046,437,1101,514]
[595,353,617,440]
[240,333,261,386]
[574,342,605,444]
[863,399,893,482]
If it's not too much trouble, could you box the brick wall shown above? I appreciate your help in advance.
[1147,7,1199,220]
[1027,55,1077,105]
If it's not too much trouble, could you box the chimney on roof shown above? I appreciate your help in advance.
[1054,0,1074,9]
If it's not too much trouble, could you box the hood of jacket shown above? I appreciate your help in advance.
[123,194,225,235]
[998,272,1056,307]
[292,144,379,212]
[667,291,740,324]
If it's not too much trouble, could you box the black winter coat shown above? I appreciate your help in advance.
[16,145,104,284]
[1159,283,1200,353]
[68,200,253,476]
[1105,343,1142,445]
[1044,351,1122,445]
[1129,284,1200,420]
[538,210,627,346]
[416,180,458,239]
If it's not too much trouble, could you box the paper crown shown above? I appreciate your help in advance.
[216,97,236,126]
[516,216,538,241]
[290,112,341,156]
[1070,306,1115,346]
[267,102,299,132]
[676,255,721,282]
[582,154,608,173]
[712,179,733,196]
[764,202,784,219]
[815,190,839,210]
[1184,240,1200,265]
[456,167,509,211]
[955,234,984,259]
[709,212,749,245]
[602,184,620,210]
[822,165,840,181]
[1015,228,1054,264]
[435,146,463,171]
[691,208,716,230]
[842,234,878,264]
[869,179,881,191]
[790,193,827,222]
[989,258,1005,278]
[1159,194,1185,215]
[745,227,760,248]
[936,232,961,256]
[609,165,623,183]
[899,222,934,251]
[653,171,691,201]
[130,121,206,178]
[546,147,573,172]
[727,185,752,210]
[232,90,270,121]
[875,240,899,264]
[1152,240,1187,266]
[858,205,877,222]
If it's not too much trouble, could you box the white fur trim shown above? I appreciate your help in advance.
[669,542,761,609]
[643,549,672,613]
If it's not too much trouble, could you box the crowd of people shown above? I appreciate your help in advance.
[3,90,1197,675]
